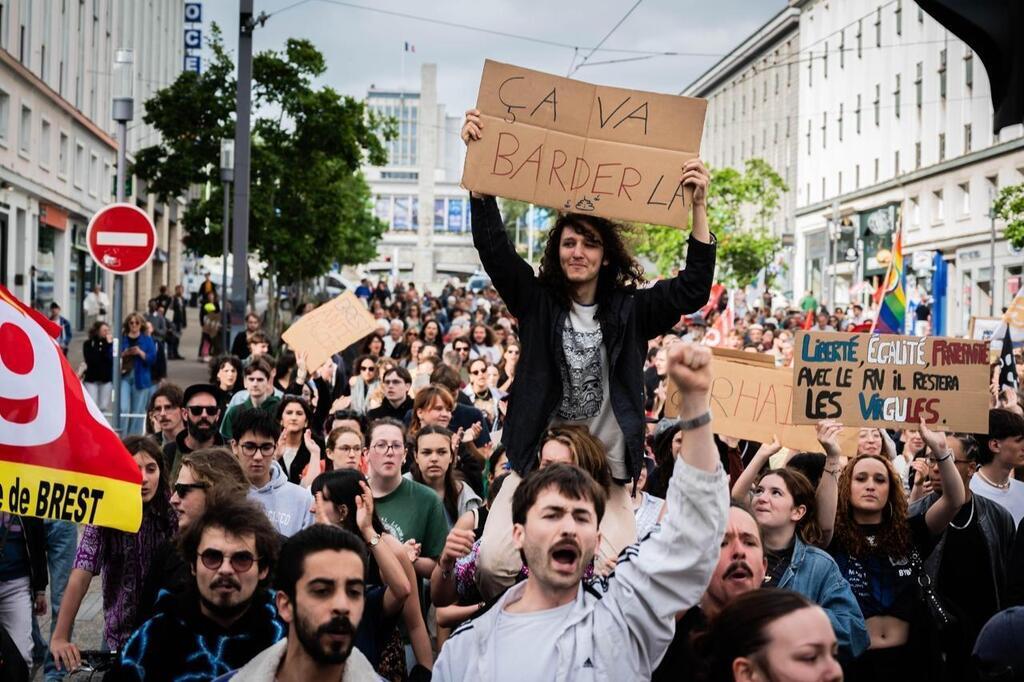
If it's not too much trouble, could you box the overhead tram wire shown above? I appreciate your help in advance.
[568,0,645,76]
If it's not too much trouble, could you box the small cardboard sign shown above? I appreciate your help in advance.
[462,60,707,229]
[281,292,377,373]
[666,350,858,454]
[791,331,990,432]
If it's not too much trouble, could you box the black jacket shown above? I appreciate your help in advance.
[910,492,1016,609]
[470,195,716,478]
[8,516,48,594]
[82,337,114,383]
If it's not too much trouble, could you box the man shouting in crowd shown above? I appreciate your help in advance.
[461,109,717,596]
[433,342,728,680]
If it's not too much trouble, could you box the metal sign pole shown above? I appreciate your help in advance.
[109,118,129,433]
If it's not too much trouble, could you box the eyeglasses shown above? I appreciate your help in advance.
[173,482,208,498]
[360,365,376,373]
[187,405,219,417]
[239,441,276,457]
[455,347,470,353]
[470,369,486,375]
[199,548,258,573]
[371,441,405,455]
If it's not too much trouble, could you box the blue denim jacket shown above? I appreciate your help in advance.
[776,535,870,658]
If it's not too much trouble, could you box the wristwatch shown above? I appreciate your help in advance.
[677,411,712,431]
[367,533,381,548]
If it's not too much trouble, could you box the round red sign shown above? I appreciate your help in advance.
[86,203,157,275]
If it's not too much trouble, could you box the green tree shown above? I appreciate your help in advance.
[134,25,394,320]
[631,158,788,287]
[994,182,1024,250]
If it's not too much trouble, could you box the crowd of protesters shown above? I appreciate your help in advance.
[2,112,1024,682]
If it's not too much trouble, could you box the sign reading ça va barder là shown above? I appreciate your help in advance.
[462,60,707,229]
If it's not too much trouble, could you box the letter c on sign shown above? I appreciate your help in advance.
[0,306,66,446]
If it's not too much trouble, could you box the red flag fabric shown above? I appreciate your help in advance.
[803,310,815,330]
[0,285,142,531]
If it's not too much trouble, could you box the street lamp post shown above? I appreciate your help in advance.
[110,48,134,433]
[220,139,235,353]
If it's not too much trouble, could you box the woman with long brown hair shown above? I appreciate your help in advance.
[827,424,964,679]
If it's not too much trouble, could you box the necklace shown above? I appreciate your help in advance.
[948,498,975,530]
[977,470,1012,490]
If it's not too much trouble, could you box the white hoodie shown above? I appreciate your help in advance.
[249,462,314,537]
[216,638,381,681]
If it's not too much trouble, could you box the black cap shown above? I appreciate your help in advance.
[974,606,1024,680]
[183,383,225,406]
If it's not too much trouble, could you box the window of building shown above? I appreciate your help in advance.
[0,88,8,145]
[958,182,970,215]
[821,112,827,148]
[964,123,972,153]
[873,84,881,126]
[808,50,813,87]
[894,74,901,118]
[821,177,826,201]
[857,20,863,58]
[774,71,779,95]
[918,7,924,22]
[838,171,843,194]
[938,132,946,161]
[58,132,68,177]
[855,95,862,134]
[934,190,944,221]
[986,174,999,200]
[838,103,844,141]
[855,164,861,189]
[895,150,900,176]
[839,30,845,69]
[806,119,811,154]
[939,49,947,100]
[964,51,973,90]
[915,141,922,169]
[895,0,902,36]
[910,196,920,227]
[39,118,50,169]
[74,141,85,189]
[90,153,99,196]
[915,62,923,109]
[823,44,828,79]
[874,158,880,183]
[18,104,30,154]
[875,8,882,47]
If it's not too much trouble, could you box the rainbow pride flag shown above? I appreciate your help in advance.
[872,225,906,334]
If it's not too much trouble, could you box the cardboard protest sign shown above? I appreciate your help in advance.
[791,331,990,432]
[665,349,858,454]
[462,60,707,229]
[281,291,377,372]
[0,286,142,532]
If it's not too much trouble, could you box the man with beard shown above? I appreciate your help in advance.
[110,497,283,680]
[164,384,225,475]
[652,504,767,682]
[434,342,729,681]
[217,525,379,681]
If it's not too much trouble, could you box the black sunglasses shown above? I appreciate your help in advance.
[199,548,258,573]
[173,482,208,499]
[187,405,219,417]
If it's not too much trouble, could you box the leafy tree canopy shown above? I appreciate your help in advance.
[134,24,395,286]
[630,158,788,287]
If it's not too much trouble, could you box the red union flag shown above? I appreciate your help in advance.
[0,286,141,532]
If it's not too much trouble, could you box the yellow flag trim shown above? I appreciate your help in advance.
[0,460,142,532]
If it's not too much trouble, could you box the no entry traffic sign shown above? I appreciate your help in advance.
[86,203,156,275]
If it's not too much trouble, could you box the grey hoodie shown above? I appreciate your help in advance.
[215,638,381,681]
[249,461,314,537]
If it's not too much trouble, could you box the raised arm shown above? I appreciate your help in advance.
[598,342,728,671]
[815,420,845,548]
[919,423,966,535]
[462,109,540,318]
[730,435,781,505]
[635,160,717,337]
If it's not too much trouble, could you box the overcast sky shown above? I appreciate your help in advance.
[199,0,787,117]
